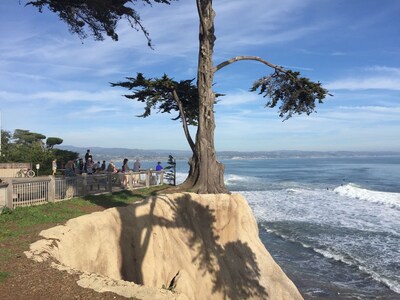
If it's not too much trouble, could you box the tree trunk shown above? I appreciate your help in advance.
[180,0,228,194]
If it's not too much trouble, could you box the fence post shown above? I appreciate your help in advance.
[48,176,56,203]
[146,170,150,187]
[107,173,112,193]
[160,171,164,185]
[82,173,88,195]
[6,182,13,209]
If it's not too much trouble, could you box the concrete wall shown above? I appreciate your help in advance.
[0,163,31,178]
[0,183,8,209]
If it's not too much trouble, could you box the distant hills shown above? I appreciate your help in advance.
[56,145,400,162]
[57,146,189,162]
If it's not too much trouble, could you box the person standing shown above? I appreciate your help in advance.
[52,159,57,176]
[155,161,163,172]
[133,159,141,184]
[78,158,84,174]
[86,156,94,175]
[84,149,90,173]
[155,162,163,184]
[133,159,141,172]
[121,158,131,188]
[107,161,117,173]
[85,149,91,162]
[65,160,75,177]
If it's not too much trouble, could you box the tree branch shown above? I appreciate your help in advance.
[213,55,287,74]
[172,89,196,153]
[196,0,207,35]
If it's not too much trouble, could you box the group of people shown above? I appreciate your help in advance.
[52,149,114,177]
[52,149,164,188]
[84,149,108,175]
[120,158,164,188]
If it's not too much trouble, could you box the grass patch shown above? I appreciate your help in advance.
[0,186,169,243]
[0,272,10,282]
[0,248,13,263]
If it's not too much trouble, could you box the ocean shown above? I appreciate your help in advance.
[171,156,400,299]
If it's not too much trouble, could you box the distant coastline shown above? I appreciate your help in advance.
[57,145,400,162]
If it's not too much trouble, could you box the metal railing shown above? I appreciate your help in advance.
[0,170,165,210]
[11,178,50,208]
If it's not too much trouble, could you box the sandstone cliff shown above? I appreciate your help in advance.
[26,193,303,299]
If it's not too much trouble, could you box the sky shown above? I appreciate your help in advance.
[0,0,399,152]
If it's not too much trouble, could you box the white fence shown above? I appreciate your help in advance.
[0,170,164,210]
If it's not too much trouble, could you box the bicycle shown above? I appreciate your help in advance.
[16,168,36,178]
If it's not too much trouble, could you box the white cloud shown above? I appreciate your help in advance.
[327,65,400,91]
[364,66,400,75]
[217,90,260,107]
[0,89,127,104]
[327,77,400,91]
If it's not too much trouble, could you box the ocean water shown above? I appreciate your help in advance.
[174,156,400,299]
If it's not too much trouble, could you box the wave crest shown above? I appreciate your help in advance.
[334,183,400,209]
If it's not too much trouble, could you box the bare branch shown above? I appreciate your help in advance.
[213,56,287,74]
[172,90,196,153]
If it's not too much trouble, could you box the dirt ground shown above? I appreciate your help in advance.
[0,206,139,299]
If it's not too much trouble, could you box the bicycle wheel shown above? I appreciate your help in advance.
[16,170,23,177]
[27,170,35,177]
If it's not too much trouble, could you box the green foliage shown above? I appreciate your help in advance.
[52,149,79,165]
[46,137,63,149]
[251,70,329,120]
[0,207,13,215]
[12,129,46,145]
[26,0,173,46]
[0,129,77,174]
[0,131,11,163]
[3,129,49,167]
[164,155,176,185]
[6,143,44,165]
[164,154,176,185]
[112,73,201,126]
[0,130,11,147]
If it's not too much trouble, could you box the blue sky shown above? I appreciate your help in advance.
[0,0,399,152]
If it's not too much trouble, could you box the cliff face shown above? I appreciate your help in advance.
[26,193,303,300]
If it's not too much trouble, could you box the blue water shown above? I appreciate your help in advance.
[173,156,400,299]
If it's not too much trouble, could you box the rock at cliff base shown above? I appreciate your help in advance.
[25,193,303,300]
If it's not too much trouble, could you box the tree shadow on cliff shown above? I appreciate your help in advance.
[83,189,159,209]
[83,190,146,208]
[117,193,268,299]
[170,194,268,299]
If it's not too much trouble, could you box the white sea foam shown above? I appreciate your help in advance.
[175,172,188,184]
[313,246,400,294]
[334,183,400,210]
[265,219,400,294]
[224,173,260,186]
[175,171,266,190]
[241,188,400,295]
